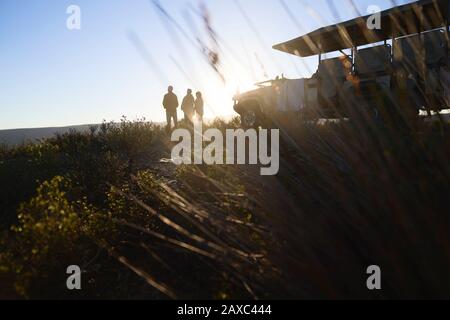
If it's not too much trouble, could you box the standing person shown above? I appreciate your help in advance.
[163,86,179,131]
[181,89,195,124]
[195,91,204,122]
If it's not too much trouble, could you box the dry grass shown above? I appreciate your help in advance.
[1,114,450,299]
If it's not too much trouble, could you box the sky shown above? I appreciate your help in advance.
[0,0,415,130]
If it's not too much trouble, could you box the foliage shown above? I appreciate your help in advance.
[0,176,113,298]
[1,116,450,299]
[0,118,159,226]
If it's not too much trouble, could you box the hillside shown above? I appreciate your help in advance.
[0,125,94,146]
[0,117,450,299]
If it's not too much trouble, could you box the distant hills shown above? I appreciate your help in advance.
[3,113,445,146]
[0,116,230,146]
[0,124,94,146]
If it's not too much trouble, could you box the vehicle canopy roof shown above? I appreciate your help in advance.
[273,0,450,57]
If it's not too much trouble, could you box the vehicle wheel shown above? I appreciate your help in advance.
[241,110,258,129]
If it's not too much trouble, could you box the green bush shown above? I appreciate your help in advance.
[0,119,161,227]
[0,119,166,298]
[0,176,114,298]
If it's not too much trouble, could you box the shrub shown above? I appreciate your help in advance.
[0,119,162,227]
[0,176,114,298]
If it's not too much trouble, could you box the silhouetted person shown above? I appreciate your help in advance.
[163,86,178,131]
[195,91,204,122]
[181,89,195,124]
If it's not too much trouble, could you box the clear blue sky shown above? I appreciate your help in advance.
[0,0,414,129]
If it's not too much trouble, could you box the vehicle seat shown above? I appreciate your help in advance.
[394,34,421,76]
[423,30,447,67]
[318,56,351,99]
[355,44,392,78]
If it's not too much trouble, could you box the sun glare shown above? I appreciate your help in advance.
[201,69,256,119]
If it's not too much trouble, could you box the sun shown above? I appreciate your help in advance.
[201,69,256,119]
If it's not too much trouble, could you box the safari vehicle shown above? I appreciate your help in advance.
[234,0,450,127]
